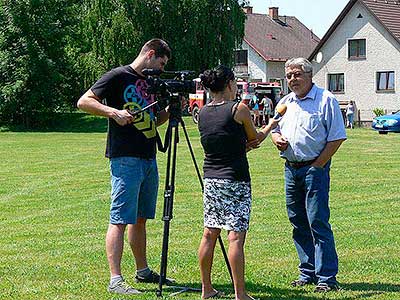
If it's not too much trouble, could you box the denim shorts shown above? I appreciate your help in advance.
[109,157,158,224]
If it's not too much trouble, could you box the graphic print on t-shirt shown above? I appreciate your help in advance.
[122,79,156,138]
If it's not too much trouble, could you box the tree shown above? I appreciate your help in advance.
[77,0,246,77]
[0,0,80,127]
[0,0,246,128]
[75,0,145,87]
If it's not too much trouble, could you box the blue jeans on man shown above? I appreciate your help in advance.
[284,161,338,285]
[110,157,158,224]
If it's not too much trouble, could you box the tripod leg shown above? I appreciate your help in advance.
[157,220,171,297]
[179,118,234,286]
[218,236,233,283]
[179,118,203,190]
[157,123,180,297]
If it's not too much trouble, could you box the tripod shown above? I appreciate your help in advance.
[156,112,233,297]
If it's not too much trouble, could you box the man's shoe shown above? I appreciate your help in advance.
[135,269,175,285]
[291,279,314,287]
[314,282,340,293]
[108,279,141,295]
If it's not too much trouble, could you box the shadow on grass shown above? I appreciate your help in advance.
[341,282,400,292]
[0,111,194,133]
[1,111,192,133]
[1,112,107,133]
[132,281,396,300]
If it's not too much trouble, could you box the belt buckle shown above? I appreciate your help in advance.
[287,159,314,168]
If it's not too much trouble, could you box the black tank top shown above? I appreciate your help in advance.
[198,101,250,182]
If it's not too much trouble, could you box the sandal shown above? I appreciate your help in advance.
[203,290,224,299]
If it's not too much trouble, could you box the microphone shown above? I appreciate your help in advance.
[142,69,196,77]
[273,103,287,119]
[142,69,163,76]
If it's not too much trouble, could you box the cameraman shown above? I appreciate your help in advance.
[77,39,172,295]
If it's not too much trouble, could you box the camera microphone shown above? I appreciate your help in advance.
[142,69,163,76]
[142,69,196,78]
[274,103,287,119]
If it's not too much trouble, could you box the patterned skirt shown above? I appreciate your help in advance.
[203,178,252,232]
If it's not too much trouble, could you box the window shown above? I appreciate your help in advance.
[234,50,248,65]
[268,78,284,87]
[377,71,395,91]
[328,73,345,93]
[348,39,366,59]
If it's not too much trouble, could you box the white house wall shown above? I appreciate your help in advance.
[243,41,267,81]
[241,41,287,89]
[312,1,400,121]
[266,61,287,92]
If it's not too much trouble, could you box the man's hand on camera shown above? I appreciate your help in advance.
[111,109,134,126]
[180,96,188,111]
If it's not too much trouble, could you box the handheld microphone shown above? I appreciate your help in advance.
[273,103,287,119]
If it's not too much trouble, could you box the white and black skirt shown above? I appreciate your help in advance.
[203,178,252,232]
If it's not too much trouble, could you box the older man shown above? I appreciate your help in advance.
[271,58,346,292]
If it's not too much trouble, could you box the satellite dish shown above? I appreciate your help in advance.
[315,52,323,63]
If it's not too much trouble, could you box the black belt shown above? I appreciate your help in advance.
[286,159,316,169]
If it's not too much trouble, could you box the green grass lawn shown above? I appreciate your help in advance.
[0,116,399,300]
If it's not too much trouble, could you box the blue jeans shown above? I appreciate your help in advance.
[284,161,338,285]
[347,113,354,127]
[110,157,158,224]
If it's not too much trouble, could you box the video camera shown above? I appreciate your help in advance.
[127,69,196,119]
[143,69,196,95]
[143,69,196,114]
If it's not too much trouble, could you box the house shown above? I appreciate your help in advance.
[234,6,320,92]
[309,0,400,122]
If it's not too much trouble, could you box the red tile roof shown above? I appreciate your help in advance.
[363,0,400,40]
[310,0,400,59]
[244,13,320,62]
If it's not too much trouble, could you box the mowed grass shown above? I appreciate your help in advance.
[0,116,399,300]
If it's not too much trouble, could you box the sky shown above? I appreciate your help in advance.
[249,0,350,38]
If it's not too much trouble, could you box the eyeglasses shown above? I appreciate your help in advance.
[285,71,310,80]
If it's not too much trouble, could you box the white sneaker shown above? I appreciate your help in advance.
[108,279,141,295]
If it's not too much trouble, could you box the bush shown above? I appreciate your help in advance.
[373,108,385,117]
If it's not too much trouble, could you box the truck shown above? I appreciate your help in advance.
[188,78,208,124]
[247,81,282,111]
[188,79,282,123]
[188,79,255,123]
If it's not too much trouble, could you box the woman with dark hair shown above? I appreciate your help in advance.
[197,65,278,300]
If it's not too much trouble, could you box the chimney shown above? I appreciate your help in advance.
[269,7,279,20]
[242,6,253,14]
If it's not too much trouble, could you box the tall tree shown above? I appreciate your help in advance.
[0,0,246,127]
[76,0,144,87]
[77,0,246,77]
[0,0,80,127]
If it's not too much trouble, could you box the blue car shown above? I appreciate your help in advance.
[372,110,400,134]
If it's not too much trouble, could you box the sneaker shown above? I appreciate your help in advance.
[291,279,314,287]
[135,269,175,285]
[108,279,141,295]
[314,282,340,293]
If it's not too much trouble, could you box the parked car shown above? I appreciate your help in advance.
[372,110,400,134]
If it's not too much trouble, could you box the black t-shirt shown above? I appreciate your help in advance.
[91,65,157,159]
[198,101,250,182]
